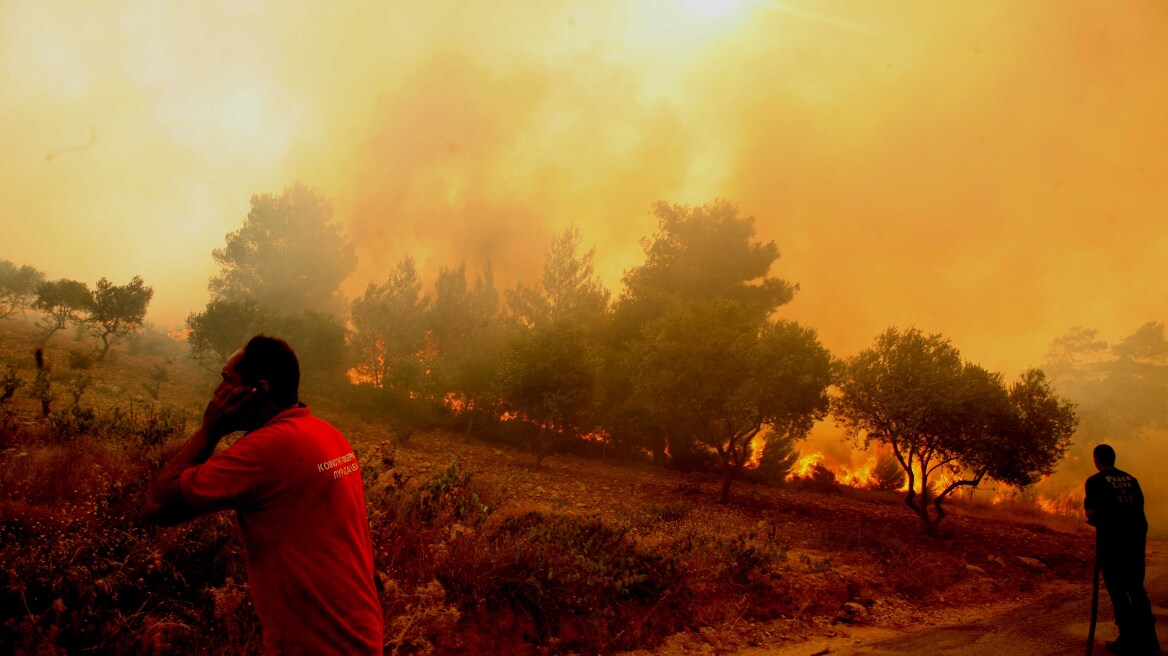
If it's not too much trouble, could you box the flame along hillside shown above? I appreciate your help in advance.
[0,316,1097,655]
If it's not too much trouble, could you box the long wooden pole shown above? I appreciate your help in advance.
[1087,532,1100,656]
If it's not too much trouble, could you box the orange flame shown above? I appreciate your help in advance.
[347,367,378,385]
[838,457,876,488]
[443,392,468,414]
[787,453,824,480]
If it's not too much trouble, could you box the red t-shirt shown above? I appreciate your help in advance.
[179,406,383,655]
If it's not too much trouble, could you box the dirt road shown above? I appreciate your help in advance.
[747,541,1168,656]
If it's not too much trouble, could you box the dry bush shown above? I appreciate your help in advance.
[358,449,806,655]
[0,435,259,655]
[790,462,839,493]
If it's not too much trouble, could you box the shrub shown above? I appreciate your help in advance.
[645,502,691,523]
[0,361,21,403]
[438,512,688,653]
[870,451,906,492]
[96,404,190,446]
[127,324,186,358]
[49,404,97,441]
[67,348,96,370]
[65,373,91,406]
[0,438,259,655]
[793,462,838,493]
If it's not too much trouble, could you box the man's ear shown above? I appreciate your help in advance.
[255,380,271,395]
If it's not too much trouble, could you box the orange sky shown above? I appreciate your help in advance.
[2,0,1166,379]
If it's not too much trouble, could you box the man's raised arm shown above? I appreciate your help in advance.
[143,384,254,525]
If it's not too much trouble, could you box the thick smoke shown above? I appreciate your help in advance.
[2,1,1166,499]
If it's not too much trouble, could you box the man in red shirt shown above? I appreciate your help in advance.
[145,335,383,655]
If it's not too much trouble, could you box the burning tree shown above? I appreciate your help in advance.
[496,321,599,466]
[633,299,833,503]
[607,200,799,467]
[350,257,431,389]
[834,327,1077,533]
[427,262,503,435]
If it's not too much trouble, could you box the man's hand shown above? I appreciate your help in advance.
[145,385,254,526]
[202,384,256,439]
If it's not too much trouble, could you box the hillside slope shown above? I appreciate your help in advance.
[0,321,1093,654]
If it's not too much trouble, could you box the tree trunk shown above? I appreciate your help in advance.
[534,426,546,468]
[651,438,667,467]
[98,335,112,361]
[463,410,477,442]
[719,462,735,504]
[905,494,942,535]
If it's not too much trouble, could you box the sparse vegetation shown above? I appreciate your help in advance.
[0,361,22,404]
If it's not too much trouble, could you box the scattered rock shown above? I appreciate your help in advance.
[834,601,868,624]
[987,555,1007,568]
[966,564,986,575]
[1014,556,1047,571]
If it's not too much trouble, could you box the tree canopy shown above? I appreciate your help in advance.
[186,298,345,381]
[835,327,1077,532]
[186,299,270,364]
[210,182,356,315]
[497,321,599,466]
[633,299,833,503]
[505,226,610,332]
[33,279,91,343]
[86,276,154,360]
[0,261,44,320]
[428,262,504,431]
[616,200,796,335]
[350,257,431,390]
[1044,322,1168,442]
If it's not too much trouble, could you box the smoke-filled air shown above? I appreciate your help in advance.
[2,1,1167,654]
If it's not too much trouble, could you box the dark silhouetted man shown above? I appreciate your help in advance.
[1085,443,1160,655]
[145,335,383,655]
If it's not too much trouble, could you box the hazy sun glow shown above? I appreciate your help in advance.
[682,0,746,18]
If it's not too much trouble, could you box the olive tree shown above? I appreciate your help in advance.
[86,276,154,360]
[0,261,44,320]
[33,279,91,344]
[835,327,1077,532]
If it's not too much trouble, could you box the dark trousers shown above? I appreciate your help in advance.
[1100,533,1155,642]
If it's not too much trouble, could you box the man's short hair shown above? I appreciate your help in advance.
[236,335,300,406]
[1094,443,1117,467]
